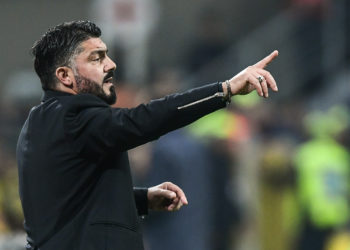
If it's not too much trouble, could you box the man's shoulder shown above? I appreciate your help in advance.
[42,91,110,111]
[26,92,111,124]
[48,94,111,123]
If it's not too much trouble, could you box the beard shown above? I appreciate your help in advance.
[75,74,117,105]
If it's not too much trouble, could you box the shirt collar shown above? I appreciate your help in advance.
[41,90,73,102]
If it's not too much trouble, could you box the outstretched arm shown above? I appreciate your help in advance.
[66,51,279,155]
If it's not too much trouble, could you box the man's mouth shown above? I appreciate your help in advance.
[104,77,114,84]
[103,72,115,84]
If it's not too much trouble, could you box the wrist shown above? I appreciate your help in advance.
[221,80,232,104]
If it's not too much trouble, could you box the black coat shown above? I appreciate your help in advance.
[16,82,226,250]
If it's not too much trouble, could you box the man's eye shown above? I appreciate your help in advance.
[93,58,100,61]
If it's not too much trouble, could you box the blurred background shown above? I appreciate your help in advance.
[0,0,350,249]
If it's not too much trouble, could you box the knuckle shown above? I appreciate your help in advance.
[246,66,253,71]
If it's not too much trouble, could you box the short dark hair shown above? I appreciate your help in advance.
[32,20,101,90]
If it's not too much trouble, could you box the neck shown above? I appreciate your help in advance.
[54,83,78,95]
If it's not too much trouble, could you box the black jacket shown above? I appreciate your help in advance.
[16,82,226,250]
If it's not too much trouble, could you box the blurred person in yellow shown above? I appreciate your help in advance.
[16,20,278,250]
[294,105,350,250]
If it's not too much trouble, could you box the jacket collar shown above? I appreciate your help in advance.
[42,90,73,102]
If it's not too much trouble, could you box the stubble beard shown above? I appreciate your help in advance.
[75,74,117,105]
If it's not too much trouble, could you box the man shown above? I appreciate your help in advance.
[16,21,278,250]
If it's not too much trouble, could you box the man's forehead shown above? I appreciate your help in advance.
[80,37,107,53]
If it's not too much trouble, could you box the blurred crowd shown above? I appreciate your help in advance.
[0,0,350,249]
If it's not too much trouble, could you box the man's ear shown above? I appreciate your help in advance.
[55,66,74,88]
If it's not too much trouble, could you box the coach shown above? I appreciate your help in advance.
[17,21,278,250]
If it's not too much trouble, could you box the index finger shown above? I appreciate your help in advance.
[254,50,279,69]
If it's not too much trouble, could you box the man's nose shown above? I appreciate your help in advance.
[104,56,117,72]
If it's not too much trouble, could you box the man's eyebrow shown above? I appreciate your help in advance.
[89,49,108,56]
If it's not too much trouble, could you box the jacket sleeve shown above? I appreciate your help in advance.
[133,187,148,216]
[64,82,226,155]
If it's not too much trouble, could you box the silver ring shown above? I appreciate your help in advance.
[257,75,265,84]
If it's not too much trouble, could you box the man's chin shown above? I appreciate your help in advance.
[108,93,117,105]
[103,86,117,105]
